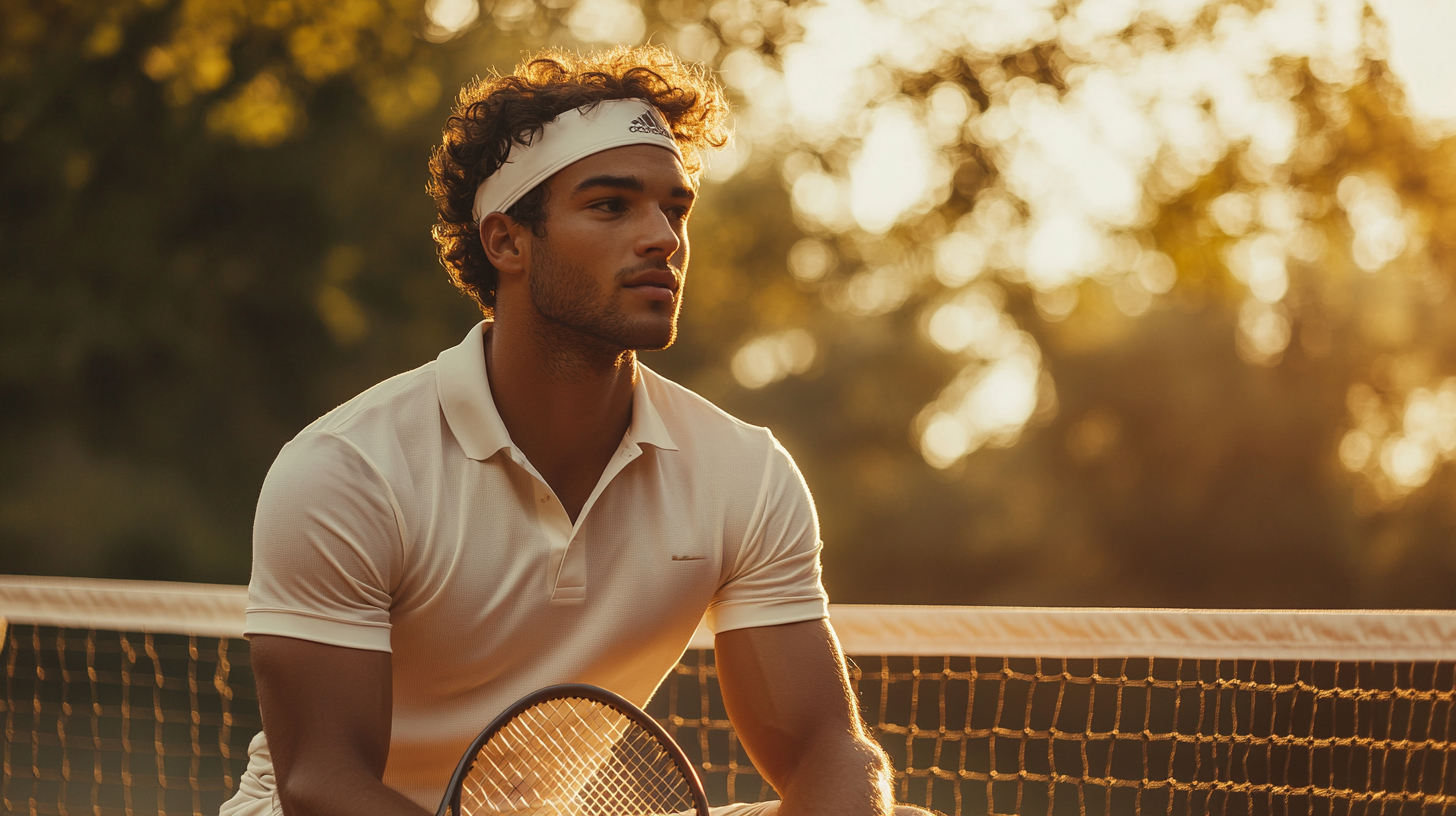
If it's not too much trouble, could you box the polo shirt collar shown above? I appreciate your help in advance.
[436,321,679,461]
[627,368,678,452]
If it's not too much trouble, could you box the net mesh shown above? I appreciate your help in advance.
[650,652,1456,815]
[2,624,258,816]
[4,607,1456,816]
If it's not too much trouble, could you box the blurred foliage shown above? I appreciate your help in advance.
[1,0,1454,608]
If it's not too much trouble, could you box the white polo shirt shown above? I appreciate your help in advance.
[235,321,828,809]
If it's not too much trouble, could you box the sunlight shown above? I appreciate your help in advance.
[1383,436,1434,490]
[925,288,1014,356]
[791,171,853,233]
[1024,212,1104,291]
[787,239,835,283]
[704,140,749,183]
[743,0,1456,469]
[932,232,986,287]
[849,105,940,234]
[1225,234,1289,304]
[1373,0,1456,136]
[838,265,915,316]
[920,413,971,469]
[1236,299,1292,365]
[779,0,881,144]
[1345,378,1456,495]
[1135,252,1177,295]
[917,338,1043,468]
[1405,383,1456,455]
[1338,175,1409,272]
[732,330,818,389]
[565,0,645,43]
[1340,430,1375,471]
[423,0,479,41]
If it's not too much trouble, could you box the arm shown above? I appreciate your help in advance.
[714,619,894,816]
[251,635,430,816]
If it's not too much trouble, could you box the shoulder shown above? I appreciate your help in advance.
[638,366,810,507]
[639,365,775,452]
[300,361,442,441]
[267,361,445,502]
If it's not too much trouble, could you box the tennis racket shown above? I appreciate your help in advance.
[436,683,711,816]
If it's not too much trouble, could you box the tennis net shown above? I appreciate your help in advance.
[4,577,1456,816]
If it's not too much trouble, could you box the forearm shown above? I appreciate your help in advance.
[774,730,894,816]
[714,621,897,816]
[252,637,422,816]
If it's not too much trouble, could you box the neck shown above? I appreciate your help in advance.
[483,314,637,520]
[524,311,639,384]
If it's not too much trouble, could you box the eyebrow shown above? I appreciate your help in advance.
[574,174,696,203]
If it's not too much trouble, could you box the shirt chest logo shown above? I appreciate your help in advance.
[670,555,706,561]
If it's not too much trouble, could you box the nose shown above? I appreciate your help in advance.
[636,206,682,263]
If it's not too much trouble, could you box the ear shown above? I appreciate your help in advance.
[479,213,530,277]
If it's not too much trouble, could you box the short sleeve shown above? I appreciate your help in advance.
[245,431,402,652]
[704,435,829,634]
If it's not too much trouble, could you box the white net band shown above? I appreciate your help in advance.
[0,575,247,638]
[5,576,1456,661]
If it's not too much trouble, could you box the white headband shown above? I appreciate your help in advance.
[472,98,684,224]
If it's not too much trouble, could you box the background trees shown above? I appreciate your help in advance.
[2,0,1454,608]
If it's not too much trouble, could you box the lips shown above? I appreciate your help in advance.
[623,269,679,301]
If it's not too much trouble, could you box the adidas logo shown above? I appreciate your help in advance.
[628,111,670,138]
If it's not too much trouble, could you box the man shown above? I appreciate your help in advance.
[221,46,926,816]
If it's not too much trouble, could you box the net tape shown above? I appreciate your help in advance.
[4,577,1456,816]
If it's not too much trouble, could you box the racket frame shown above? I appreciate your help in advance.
[436,683,711,816]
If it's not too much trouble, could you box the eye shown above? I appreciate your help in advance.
[666,206,691,224]
[590,198,628,214]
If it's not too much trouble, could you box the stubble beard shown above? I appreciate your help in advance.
[527,237,681,359]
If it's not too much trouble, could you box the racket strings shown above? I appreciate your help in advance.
[456,696,698,816]
[576,727,692,813]
[461,700,624,814]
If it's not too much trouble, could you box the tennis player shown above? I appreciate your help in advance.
[221,46,931,816]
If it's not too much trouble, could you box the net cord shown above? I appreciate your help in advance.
[5,577,1456,661]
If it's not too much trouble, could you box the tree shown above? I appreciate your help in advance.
[668,0,1456,606]
[2,0,1454,608]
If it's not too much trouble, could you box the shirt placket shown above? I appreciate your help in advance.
[515,439,644,604]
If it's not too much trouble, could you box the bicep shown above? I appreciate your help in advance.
[251,635,394,804]
[712,619,861,789]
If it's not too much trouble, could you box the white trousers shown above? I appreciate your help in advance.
[709,803,778,816]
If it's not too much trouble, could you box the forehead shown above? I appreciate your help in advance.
[550,144,693,192]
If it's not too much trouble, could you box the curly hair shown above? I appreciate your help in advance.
[427,45,732,316]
